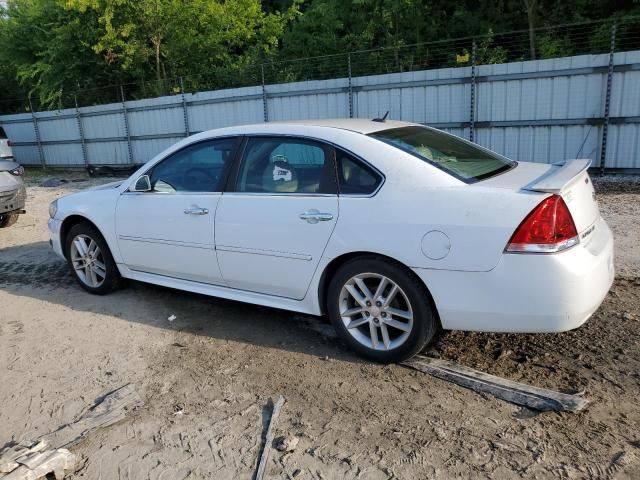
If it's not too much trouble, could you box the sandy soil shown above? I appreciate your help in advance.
[0,172,639,479]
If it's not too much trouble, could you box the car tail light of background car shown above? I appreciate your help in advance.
[505,194,579,254]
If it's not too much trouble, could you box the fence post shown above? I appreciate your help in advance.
[469,39,477,143]
[348,53,354,118]
[120,85,134,165]
[74,94,88,167]
[261,64,269,123]
[599,22,616,175]
[180,77,191,137]
[28,96,45,169]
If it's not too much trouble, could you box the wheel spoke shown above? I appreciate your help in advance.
[387,307,412,320]
[342,306,364,317]
[83,265,92,284]
[369,322,380,349]
[73,237,88,257]
[87,240,97,257]
[383,318,412,332]
[92,263,106,278]
[89,266,99,286]
[347,316,369,329]
[373,277,389,302]
[354,278,373,301]
[379,323,391,349]
[345,284,367,307]
[382,284,399,306]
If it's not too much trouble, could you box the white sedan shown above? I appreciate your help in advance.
[48,119,614,362]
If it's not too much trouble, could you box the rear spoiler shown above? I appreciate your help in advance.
[522,159,591,193]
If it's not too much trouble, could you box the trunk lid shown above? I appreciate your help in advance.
[480,159,600,237]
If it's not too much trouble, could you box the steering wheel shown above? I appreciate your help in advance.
[183,167,217,189]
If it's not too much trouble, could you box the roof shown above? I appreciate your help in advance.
[265,118,419,135]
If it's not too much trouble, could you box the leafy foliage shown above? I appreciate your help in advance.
[0,0,638,111]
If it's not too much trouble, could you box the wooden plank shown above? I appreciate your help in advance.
[1,385,141,479]
[2,449,76,480]
[402,356,588,412]
[255,396,285,480]
[0,445,75,480]
[39,384,143,448]
[0,441,48,474]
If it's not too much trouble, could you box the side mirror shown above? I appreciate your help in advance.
[131,174,151,192]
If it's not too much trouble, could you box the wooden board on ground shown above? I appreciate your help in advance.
[255,396,285,480]
[0,384,142,479]
[0,440,75,480]
[40,383,143,448]
[402,355,588,412]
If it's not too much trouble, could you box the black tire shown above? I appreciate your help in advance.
[0,213,19,228]
[64,222,121,295]
[327,256,439,363]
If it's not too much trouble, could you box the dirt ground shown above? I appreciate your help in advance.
[0,172,639,479]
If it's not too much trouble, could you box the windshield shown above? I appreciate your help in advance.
[369,126,514,182]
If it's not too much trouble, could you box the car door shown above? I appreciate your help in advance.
[215,136,339,299]
[116,137,239,285]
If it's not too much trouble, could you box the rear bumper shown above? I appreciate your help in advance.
[0,185,26,215]
[414,217,615,333]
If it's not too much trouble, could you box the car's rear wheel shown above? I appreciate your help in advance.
[65,223,121,294]
[327,256,438,363]
[0,213,19,228]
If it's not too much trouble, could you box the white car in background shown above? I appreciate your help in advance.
[48,119,614,362]
[1,125,26,228]
[0,126,13,161]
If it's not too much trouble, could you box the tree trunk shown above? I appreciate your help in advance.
[524,0,537,60]
[153,36,161,85]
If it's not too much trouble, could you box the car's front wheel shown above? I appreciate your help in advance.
[327,257,439,363]
[65,223,121,294]
[0,213,19,228]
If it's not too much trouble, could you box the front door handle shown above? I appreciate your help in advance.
[184,206,209,215]
[299,209,334,224]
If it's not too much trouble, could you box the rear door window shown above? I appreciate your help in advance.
[234,137,336,194]
[369,126,514,183]
[0,127,7,139]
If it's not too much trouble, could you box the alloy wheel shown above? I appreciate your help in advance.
[338,273,414,351]
[70,234,106,288]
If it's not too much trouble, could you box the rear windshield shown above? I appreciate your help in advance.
[369,126,514,182]
[0,127,6,139]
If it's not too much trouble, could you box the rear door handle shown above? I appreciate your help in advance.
[184,206,209,215]
[299,209,334,224]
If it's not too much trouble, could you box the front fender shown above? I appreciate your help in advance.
[56,188,121,263]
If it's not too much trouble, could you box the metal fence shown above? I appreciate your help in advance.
[1,19,639,172]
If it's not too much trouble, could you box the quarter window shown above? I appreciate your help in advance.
[336,150,382,195]
[235,137,336,194]
[149,138,238,193]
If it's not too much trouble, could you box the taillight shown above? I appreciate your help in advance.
[506,194,579,253]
